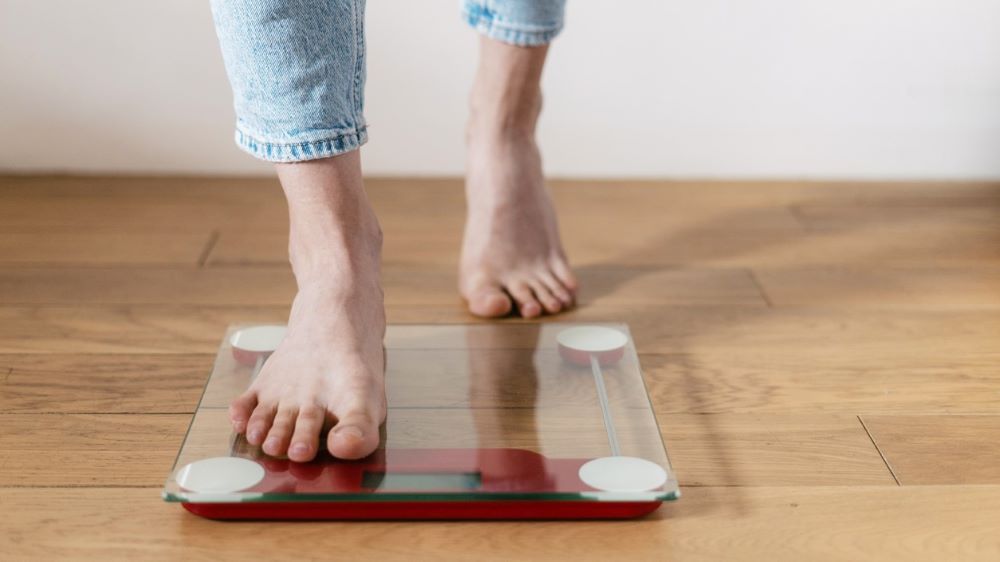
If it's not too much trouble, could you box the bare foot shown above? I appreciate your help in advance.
[459,38,578,319]
[228,152,387,462]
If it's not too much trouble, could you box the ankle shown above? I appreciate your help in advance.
[275,153,383,285]
[467,90,541,140]
[288,216,381,282]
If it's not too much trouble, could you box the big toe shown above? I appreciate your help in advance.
[327,410,381,460]
[228,391,257,434]
[466,284,513,318]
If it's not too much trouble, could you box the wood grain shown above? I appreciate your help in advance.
[3,346,993,418]
[209,225,1000,267]
[755,267,1000,309]
[660,414,894,486]
[208,209,806,267]
[0,414,188,486]
[0,232,213,265]
[1,304,997,359]
[2,175,999,561]
[0,354,210,413]
[2,486,998,561]
[0,265,766,306]
[862,415,1000,485]
[794,201,1000,230]
[643,353,1000,415]
[0,411,887,488]
[0,176,286,231]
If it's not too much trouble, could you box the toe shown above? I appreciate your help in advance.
[550,257,579,294]
[245,402,277,446]
[229,391,257,434]
[540,270,574,306]
[288,406,326,462]
[507,281,543,318]
[466,283,513,318]
[327,408,381,460]
[529,280,563,314]
[263,406,297,457]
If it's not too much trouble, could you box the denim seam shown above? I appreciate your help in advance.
[462,9,563,46]
[350,0,364,131]
[234,126,368,162]
[465,14,562,33]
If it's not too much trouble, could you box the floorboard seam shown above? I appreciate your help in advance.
[785,204,814,231]
[746,269,774,307]
[859,415,900,486]
[196,229,220,267]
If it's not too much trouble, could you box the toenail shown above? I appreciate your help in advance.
[336,426,363,440]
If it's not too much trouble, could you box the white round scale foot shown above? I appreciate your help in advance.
[578,456,668,492]
[175,457,265,494]
[230,325,286,365]
[557,326,629,366]
[230,325,286,353]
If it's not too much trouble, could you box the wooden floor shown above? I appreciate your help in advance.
[1,175,999,561]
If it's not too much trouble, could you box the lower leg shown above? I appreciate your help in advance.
[460,36,578,318]
[229,151,387,461]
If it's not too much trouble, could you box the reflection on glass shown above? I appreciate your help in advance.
[164,323,677,502]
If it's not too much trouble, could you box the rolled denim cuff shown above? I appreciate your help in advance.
[462,1,565,46]
[234,126,368,163]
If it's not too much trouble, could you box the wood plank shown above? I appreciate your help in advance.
[2,486,999,561]
[863,415,1000,485]
[0,193,286,232]
[755,267,1000,309]
[547,180,1000,214]
[0,176,286,232]
[566,307,1000,360]
[0,174,281,200]
[661,414,893,486]
[3,305,993,416]
[1,305,997,358]
[0,265,766,306]
[643,353,1000,415]
[0,414,188,486]
[0,354,210,413]
[3,176,996,235]
[0,266,300,305]
[795,201,1000,230]
[0,176,805,233]
[0,412,888,487]
[0,305,288,354]
[208,224,1000,268]
[2,347,992,418]
[0,232,212,265]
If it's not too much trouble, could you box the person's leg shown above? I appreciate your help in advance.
[211,0,384,461]
[459,0,577,319]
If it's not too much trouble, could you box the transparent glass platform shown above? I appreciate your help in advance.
[163,323,679,517]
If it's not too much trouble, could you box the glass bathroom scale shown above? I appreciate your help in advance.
[162,323,679,520]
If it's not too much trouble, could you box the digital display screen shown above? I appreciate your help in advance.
[362,471,482,491]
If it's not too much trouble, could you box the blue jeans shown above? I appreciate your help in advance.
[210,0,567,163]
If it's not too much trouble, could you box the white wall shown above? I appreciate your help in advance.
[2,0,1000,179]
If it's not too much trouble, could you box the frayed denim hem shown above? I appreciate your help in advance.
[234,127,368,163]
[462,6,563,46]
